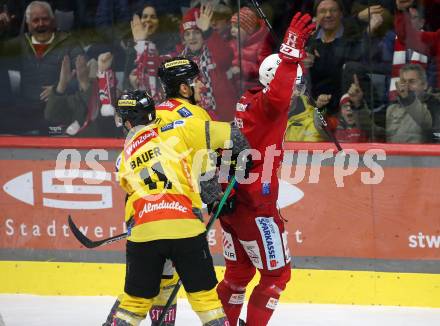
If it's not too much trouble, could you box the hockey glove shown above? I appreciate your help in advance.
[232,152,253,180]
[207,187,236,217]
[217,151,253,180]
[279,12,316,63]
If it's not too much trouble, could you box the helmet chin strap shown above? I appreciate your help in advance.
[188,85,197,105]
[181,81,197,104]
[122,121,131,135]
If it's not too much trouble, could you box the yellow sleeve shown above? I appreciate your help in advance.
[117,151,133,195]
[183,118,231,151]
[207,120,232,150]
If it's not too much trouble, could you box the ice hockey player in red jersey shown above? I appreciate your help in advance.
[216,12,316,326]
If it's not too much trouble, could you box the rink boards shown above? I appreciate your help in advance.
[0,138,439,307]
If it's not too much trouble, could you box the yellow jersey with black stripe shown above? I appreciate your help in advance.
[115,97,213,225]
[118,118,231,242]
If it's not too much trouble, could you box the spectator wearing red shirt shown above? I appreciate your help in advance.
[227,6,274,90]
[394,0,440,89]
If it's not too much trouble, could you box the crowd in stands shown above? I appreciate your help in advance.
[0,0,438,143]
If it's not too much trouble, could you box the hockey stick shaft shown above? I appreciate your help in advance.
[157,177,237,326]
[249,0,278,43]
[307,96,343,152]
[68,215,128,248]
[249,0,343,152]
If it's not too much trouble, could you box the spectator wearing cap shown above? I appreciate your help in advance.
[227,6,274,90]
[332,75,384,142]
[177,3,237,121]
[333,93,370,142]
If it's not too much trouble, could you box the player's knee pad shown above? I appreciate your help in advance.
[259,265,291,291]
[197,307,229,326]
[248,265,291,312]
[223,263,256,288]
[118,292,153,318]
[113,308,144,326]
[217,279,246,306]
[187,287,223,312]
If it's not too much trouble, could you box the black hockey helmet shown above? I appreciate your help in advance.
[116,90,156,127]
[157,57,200,98]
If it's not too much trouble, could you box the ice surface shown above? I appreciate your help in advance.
[1,295,440,326]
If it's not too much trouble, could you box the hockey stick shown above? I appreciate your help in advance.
[68,215,127,248]
[157,177,237,326]
[249,0,279,44]
[307,96,343,151]
[249,0,343,152]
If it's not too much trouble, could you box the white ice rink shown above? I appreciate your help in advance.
[1,295,440,326]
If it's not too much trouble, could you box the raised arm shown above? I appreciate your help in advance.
[263,12,315,117]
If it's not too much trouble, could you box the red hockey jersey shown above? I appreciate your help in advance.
[232,59,299,217]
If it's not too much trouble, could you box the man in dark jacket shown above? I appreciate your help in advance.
[304,0,364,113]
[0,1,83,135]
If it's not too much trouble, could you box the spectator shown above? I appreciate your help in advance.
[0,1,20,39]
[386,63,433,143]
[0,1,15,110]
[304,0,364,113]
[384,5,436,101]
[45,54,90,135]
[394,0,440,90]
[177,4,237,121]
[351,1,395,37]
[124,4,173,100]
[44,54,119,137]
[285,77,331,142]
[228,6,274,90]
[0,0,83,135]
[210,1,233,41]
[95,2,182,119]
[333,74,384,142]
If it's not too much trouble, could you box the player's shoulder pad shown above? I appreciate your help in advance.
[160,119,186,132]
[156,99,180,111]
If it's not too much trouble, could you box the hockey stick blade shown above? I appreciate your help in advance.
[68,215,127,248]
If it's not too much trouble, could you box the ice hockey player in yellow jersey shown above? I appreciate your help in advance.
[110,89,249,326]
[104,57,215,326]
[155,57,212,123]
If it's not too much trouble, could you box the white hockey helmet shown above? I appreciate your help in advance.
[258,53,303,88]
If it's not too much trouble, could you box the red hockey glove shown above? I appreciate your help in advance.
[279,12,316,63]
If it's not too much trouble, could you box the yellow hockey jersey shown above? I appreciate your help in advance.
[118,118,231,242]
[284,95,326,142]
[155,97,212,123]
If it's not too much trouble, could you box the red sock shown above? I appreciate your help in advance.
[217,280,246,326]
[246,285,281,326]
